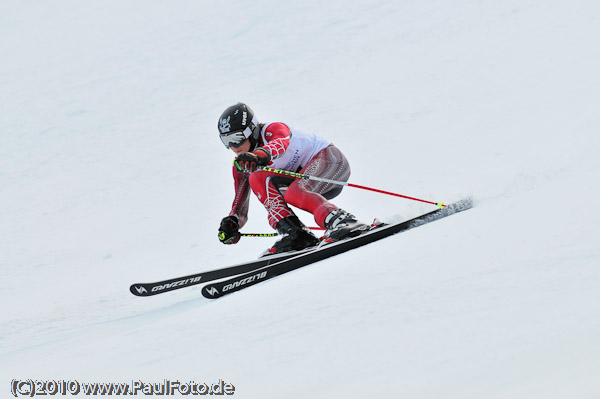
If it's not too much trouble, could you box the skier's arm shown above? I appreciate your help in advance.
[234,122,290,172]
[259,122,292,160]
[219,163,251,245]
[229,162,251,228]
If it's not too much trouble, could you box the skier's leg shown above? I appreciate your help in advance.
[284,145,369,240]
[248,170,318,253]
[283,145,351,227]
[248,170,294,229]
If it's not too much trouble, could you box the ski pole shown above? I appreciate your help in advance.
[241,226,325,238]
[241,232,279,237]
[257,166,446,208]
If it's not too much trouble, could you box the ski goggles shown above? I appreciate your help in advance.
[219,127,252,149]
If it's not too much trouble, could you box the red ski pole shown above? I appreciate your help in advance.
[256,166,446,208]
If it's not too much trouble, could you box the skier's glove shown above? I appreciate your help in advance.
[218,216,241,245]
[235,148,271,172]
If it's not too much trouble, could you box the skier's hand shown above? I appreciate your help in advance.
[235,148,271,172]
[218,216,241,245]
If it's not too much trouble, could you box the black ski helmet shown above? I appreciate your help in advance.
[218,102,260,149]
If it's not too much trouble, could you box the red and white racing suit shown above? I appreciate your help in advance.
[228,122,351,229]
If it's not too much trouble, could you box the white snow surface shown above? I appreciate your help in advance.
[2,0,600,397]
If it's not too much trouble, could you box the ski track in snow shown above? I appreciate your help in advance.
[1,0,600,397]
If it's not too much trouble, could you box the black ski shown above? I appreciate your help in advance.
[129,246,316,297]
[202,198,473,299]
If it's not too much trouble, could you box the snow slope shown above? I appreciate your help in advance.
[1,0,599,397]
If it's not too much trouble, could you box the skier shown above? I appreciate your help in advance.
[217,102,369,255]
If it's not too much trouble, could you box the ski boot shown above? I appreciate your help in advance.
[267,216,320,255]
[323,209,370,242]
